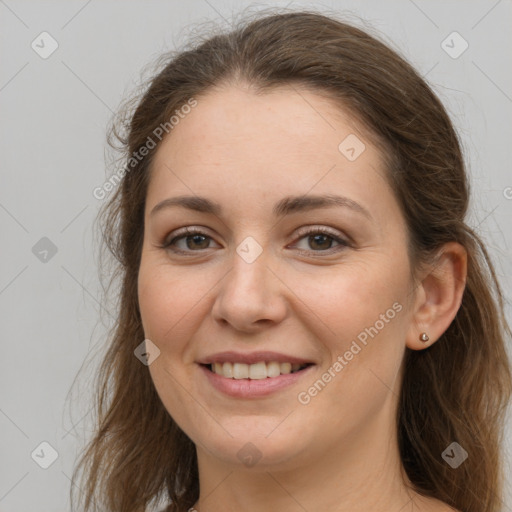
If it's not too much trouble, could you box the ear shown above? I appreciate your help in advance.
[406,242,467,350]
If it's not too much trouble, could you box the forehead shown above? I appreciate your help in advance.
[158,84,370,162]
[147,84,397,223]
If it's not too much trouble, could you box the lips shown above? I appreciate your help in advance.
[199,360,315,398]
[197,351,315,390]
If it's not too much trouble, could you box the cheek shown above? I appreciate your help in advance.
[138,261,213,435]
[298,254,410,348]
[291,277,408,447]
[295,254,411,401]
[137,258,209,348]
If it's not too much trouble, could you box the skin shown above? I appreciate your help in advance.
[137,83,467,512]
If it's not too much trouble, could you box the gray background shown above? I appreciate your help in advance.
[1,0,511,510]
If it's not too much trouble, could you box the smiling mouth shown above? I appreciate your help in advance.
[202,361,313,379]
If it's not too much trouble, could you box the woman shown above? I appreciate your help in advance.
[72,9,512,512]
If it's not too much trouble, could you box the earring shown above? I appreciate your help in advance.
[419,332,430,343]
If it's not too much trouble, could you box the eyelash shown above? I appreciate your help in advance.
[159,226,351,256]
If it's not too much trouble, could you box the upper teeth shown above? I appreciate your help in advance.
[211,361,305,379]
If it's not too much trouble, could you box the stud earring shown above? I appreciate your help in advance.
[419,332,430,343]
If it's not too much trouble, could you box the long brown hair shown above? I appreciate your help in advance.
[70,8,512,512]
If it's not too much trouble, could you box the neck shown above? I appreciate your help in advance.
[193,403,419,512]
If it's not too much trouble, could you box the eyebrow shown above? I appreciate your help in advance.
[150,194,372,220]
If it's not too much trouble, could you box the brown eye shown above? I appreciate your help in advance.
[162,228,218,254]
[307,233,336,251]
[183,234,210,250]
[292,227,349,254]
[161,226,349,256]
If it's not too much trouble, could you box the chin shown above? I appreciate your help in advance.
[192,418,311,470]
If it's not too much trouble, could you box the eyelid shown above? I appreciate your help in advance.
[288,225,351,254]
[162,226,218,249]
[292,224,347,241]
[160,225,351,255]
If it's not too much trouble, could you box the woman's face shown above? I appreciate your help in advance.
[138,84,417,470]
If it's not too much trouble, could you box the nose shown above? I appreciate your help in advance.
[211,246,288,333]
